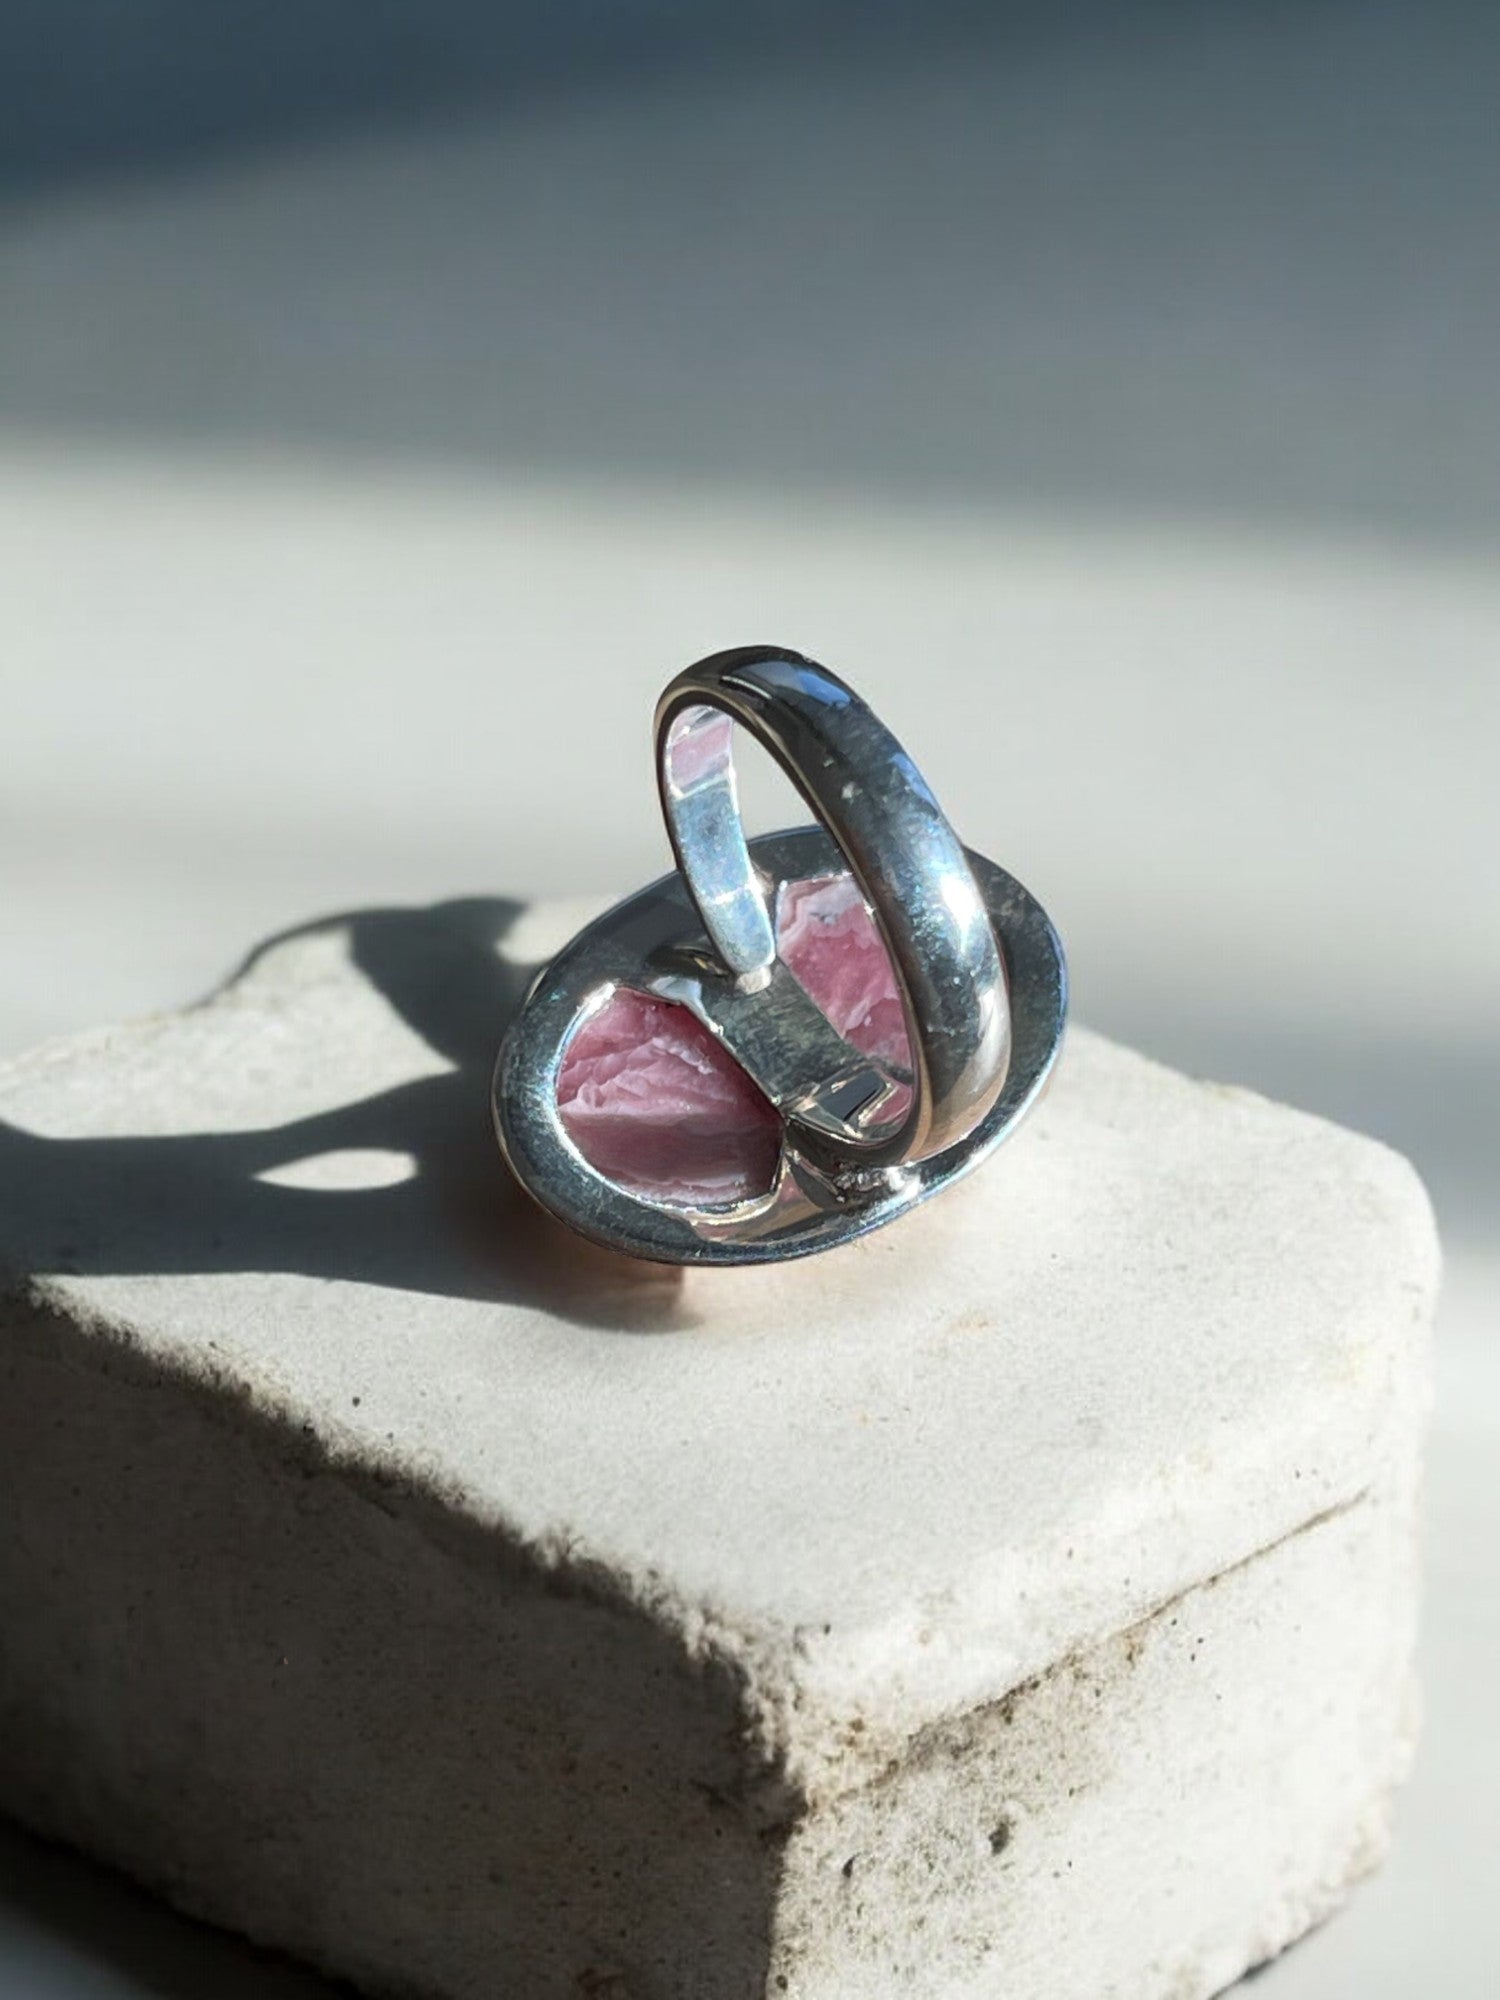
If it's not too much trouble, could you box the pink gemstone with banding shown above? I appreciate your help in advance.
[778,873,911,1076]
[555,874,909,1206]
[554,987,781,1206]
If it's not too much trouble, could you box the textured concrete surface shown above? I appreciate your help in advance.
[0,900,1438,1998]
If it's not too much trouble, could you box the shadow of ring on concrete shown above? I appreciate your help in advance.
[0,897,691,1333]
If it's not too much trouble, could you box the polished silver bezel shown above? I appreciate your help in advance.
[493,826,1066,1266]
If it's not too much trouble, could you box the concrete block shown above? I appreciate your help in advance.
[0,898,1438,1999]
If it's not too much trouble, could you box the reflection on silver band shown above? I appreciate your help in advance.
[656,649,1010,1172]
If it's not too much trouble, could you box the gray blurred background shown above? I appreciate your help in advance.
[1,2,1495,1993]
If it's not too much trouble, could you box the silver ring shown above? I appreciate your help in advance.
[495,646,1066,1265]
[656,651,1010,1172]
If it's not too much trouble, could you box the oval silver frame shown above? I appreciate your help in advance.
[494,825,1067,1266]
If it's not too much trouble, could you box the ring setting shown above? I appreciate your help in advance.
[494,647,1067,1265]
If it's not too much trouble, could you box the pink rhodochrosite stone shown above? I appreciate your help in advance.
[554,988,781,1206]
[555,874,911,1206]
[777,872,912,1077]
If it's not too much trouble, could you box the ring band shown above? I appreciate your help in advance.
[656,649,1011,1169]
